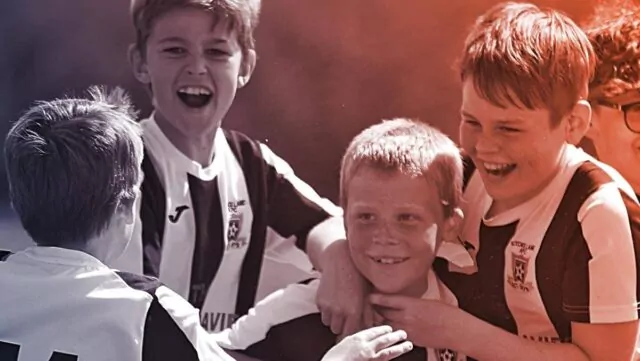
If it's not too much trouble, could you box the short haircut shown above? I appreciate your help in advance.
[5,86,144,247]
[340,118,462,218]
[131,0,261,57]
[582,0,640,100]
[458,2,596,124]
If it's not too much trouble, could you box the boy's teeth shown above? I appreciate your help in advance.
[178,87,211,95]
[373,257,406,265]
[484,162,511,171]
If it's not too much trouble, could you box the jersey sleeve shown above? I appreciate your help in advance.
[562,184,640,324]
[143,285,236,361]
[258,143,343,251]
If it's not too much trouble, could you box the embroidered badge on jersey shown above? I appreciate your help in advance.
[506,240,536,292]
[436,348,463,361]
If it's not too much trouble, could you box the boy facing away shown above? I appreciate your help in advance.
[113,0,366,335]
[211,118,473,361]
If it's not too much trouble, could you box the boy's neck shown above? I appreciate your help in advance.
[374,277,430,299]
[154,113,218,167]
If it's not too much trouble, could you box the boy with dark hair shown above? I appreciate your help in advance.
[114,0,365,335]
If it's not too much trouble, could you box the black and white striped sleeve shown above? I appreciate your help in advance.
[562,184,640,323]
[117,272,234,361]
[257,143,343,250]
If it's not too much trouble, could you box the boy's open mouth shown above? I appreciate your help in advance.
[483,162,516,177]
[370,256,409,265]
[177,86,212,108]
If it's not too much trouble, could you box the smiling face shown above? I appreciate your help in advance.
[345,166,453,297]
[459,79,576,214]
[132,7,255,142]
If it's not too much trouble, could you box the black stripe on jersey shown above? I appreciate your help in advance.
[436,222,519,337]
[0,250,12,261]
[535,162,608,335]
[140,150,167,277]
[116,271,200,361]
[224,129,270,317]
[187,175,224,310]
[462,155,476,192]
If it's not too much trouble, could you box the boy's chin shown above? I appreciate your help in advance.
[370,282,408,295]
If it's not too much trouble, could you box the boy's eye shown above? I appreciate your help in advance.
[356,213,375,222]
[163,47,186,55]
[206,48,231,56]
[463,119,481,128]
[497,126,519,133]
[398,213,420,223]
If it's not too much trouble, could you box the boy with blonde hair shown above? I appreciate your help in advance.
[213,118,472,361]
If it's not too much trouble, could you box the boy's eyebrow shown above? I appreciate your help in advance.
[460,110,477,119]
[157,36,187,44]
[157,37,231,45]
[460,110,524,124]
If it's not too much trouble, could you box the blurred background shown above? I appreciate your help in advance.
[0,0,599,250]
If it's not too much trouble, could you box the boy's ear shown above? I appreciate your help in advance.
[584,106,601,141]
[238,49,257,88]
[442,207,463,242]
[564,100,591,145]
[116,195,137,226]
[128,44,151,84]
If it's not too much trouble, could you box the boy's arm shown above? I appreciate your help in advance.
[371,184,640,361]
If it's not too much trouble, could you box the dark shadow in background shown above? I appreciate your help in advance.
[0,0,596,206]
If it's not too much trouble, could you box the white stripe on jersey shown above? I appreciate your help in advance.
[155,286,235,361]
[577,183,639,323]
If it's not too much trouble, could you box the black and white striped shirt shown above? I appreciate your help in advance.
[436,145,640,355]
[111,116,341,332]
[0,247,233,361]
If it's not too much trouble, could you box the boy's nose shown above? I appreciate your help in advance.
[372,226,400,245]
[474,133,501,154]
[186,57,208,76]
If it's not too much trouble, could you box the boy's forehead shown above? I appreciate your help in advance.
[148,7,238,43]
[461,79,552,125]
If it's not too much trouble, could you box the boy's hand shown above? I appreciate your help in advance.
[316,238,369,339]
[321,325,413,361]
[369,294,462,350]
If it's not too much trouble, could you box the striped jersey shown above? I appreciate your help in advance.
[212,244,473,361]
[435,145,640,356]
[111,115,341,332]
[0,247,233,361]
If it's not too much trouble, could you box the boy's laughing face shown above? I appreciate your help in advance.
[345,166,456,297]
[133,7,255,140]
[459,79,587,213]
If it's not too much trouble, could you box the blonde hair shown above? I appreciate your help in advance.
[340,118,462,218]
